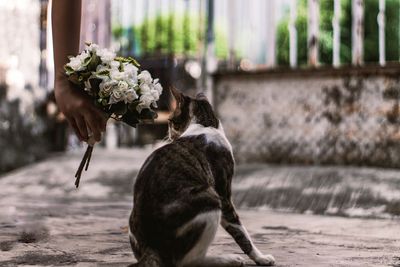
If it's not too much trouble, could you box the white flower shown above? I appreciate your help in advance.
[109,60,120,69]
[123,63,138,80]
[126,78,138,88]
[66,51,90,71]
[96,64,108,72]
[139,83,151,94]
[93,64,110,79]
[86,43,99,52]
[66,57,84,71]
[118,81,129,92]
[150,89,160,101]
[77,51,90,62]
[99,79,118,97]
[125,89,138,103]
[110,68,139,84]
[137,71,162,102]
[153,81,163,95]
[138,70,152,84]
[109,88,124,104]
[110,69,127,80]
[137,94,154,112]
[96,48,116,63]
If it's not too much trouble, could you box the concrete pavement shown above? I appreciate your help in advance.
[0,147,399,266]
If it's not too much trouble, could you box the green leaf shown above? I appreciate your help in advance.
[96,69,110,76]
[101,99,109,106]
[128,100,140,112]
[67,74,81,85]
[114,56,141,68]
[82,56,92,67]
[114,56,130,63]
[87,54,100,71]
[64,65,74,75]
[121,111,139,127]
[139,108,157,121]
[128,57,141,67]
[110,102,127,116]
[88,77,102,94]
[80,71,92,80]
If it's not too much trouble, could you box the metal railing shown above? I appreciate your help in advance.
[110,0,396,70]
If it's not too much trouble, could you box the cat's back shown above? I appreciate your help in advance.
[135,135,212,190]
[137,126,232,183]
[134,127,234,211]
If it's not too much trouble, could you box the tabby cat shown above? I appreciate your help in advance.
[129,87,275,267]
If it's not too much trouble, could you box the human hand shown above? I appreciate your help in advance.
[55,78,107,143]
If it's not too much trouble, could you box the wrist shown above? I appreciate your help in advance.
[54,66,68,83]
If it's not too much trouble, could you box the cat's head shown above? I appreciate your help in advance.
[168,87,219,140]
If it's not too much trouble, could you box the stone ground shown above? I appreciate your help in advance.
[0,147,400,267]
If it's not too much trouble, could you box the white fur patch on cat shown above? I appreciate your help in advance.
[180,122,233,153]
[177,210,221,266]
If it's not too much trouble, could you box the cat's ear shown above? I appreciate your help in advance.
[168,87,183,111]
[169,87,183,102]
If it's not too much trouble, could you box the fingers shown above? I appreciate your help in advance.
[91,107,108,132]
[65,102,108,143]
[75,115,89,141]
[83,112,102,142]
[66,116,84,141]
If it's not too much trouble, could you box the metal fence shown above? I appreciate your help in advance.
[109,0,399,71]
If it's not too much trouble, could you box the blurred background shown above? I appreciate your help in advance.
[2,0,400,216]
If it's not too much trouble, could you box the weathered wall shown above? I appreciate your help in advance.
[214,66,400,168]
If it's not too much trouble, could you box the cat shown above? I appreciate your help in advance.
[129,87,275,267]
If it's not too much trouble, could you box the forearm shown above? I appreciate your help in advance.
[52,0,82,84]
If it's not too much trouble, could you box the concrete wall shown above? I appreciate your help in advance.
[214,66,400,168]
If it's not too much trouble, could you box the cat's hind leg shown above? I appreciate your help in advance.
[178,210,245,267]
[177,210,222,267]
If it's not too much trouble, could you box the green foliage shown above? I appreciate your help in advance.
[276,18,290,65]
[277,0,399,66]
[319,0,334,65]
[112,14,228,59]
[340,0,352,64]
[277,0,308,66]
[364,0,399,62]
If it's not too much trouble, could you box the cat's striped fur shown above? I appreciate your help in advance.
[129,88,275,267]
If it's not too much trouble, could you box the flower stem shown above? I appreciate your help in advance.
[74,145,94,188]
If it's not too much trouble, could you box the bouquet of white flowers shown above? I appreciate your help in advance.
[64,42,163,187]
